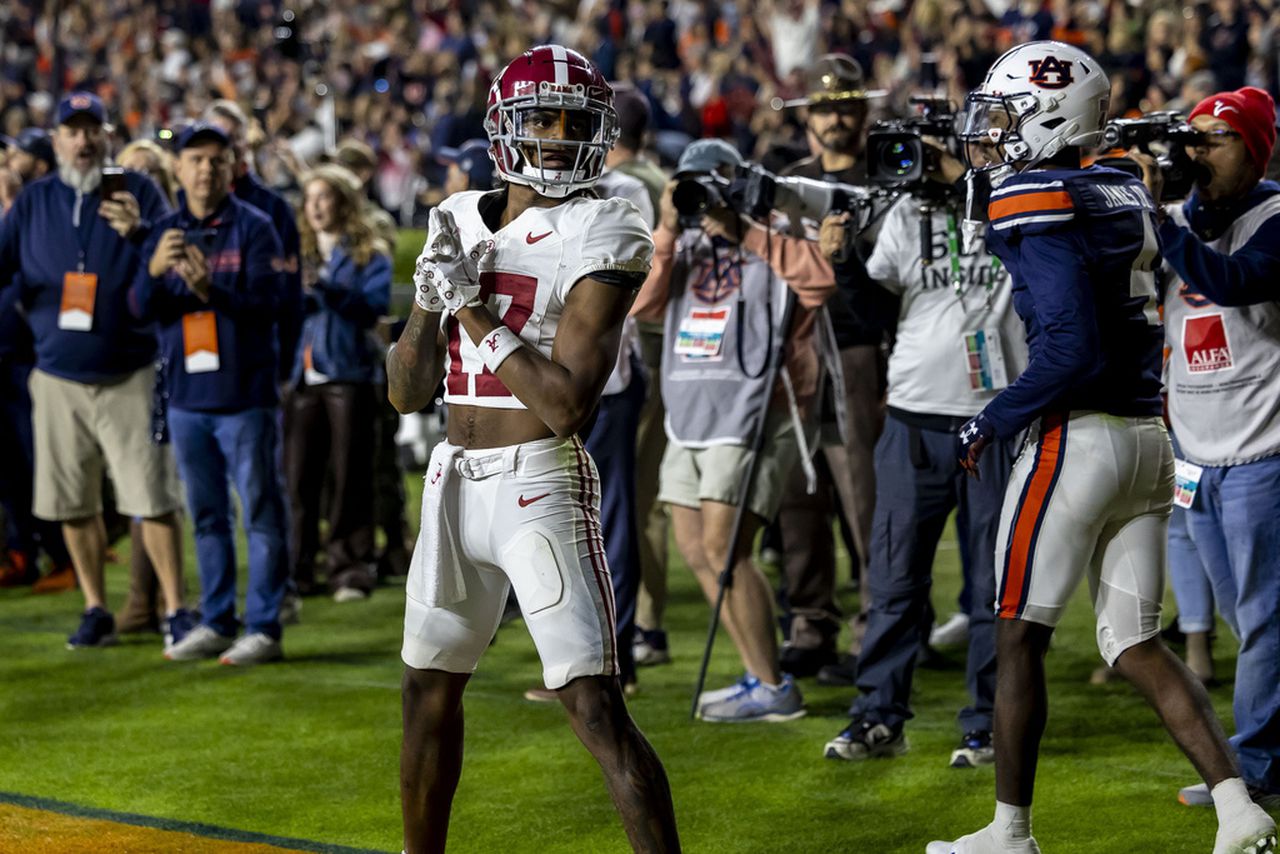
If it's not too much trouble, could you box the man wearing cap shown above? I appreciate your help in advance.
[632,138,836,721]
[1132,86,1280,810]
[4,128,56,184]
[131,123,290,667]
[0,91,193,650]
[773,54,898,681]
[438,138,496,195]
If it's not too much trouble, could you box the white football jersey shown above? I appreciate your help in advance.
[433,190,653,409]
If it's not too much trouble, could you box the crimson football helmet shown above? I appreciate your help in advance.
[484,45,619,198]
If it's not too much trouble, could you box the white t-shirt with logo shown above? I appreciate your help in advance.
[865,195,1027,418]
[1163,196,1280,466]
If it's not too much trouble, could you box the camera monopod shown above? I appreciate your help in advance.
[688,283,801,719]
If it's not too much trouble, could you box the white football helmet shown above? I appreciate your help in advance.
[959,41,1110,178]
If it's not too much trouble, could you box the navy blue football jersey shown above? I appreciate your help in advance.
[979,166,1164,438]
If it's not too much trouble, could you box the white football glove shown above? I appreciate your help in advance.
[412,207,495,315]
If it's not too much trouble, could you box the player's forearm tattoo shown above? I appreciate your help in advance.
[387,310,436,410]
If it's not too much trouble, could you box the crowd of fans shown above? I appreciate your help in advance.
[3,0,1280,224]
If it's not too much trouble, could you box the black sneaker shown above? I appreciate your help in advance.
[823,719,907,761]
[816,653,858,687]
[67,607,118,649]
[950,730,995,768]
[780,644,837,679]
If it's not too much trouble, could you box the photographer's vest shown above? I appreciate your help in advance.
[1164,195,1280,467]
[662,233,791,447]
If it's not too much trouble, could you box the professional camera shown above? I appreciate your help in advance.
[672,164,879,230]
[866,97,959,196]
[1098,112,1206,201]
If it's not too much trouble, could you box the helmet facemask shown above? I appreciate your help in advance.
[485,82,619,198]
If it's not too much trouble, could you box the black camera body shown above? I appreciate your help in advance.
[672,175,732,229]
[866,97,958,198]
[1099,112,1206,201]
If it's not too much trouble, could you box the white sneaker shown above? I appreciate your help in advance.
[1214,804,1277,854]
[164,625,235,661]
[699,674,805,723]
[633,640,671,666]
[696,674,752,712]
[333,586,369,603]
[219,632,283,666]
[926,825,1040,854]
[930,612,971,649]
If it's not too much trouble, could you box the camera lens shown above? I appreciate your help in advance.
[881,141,917,177]
[672,179,712,216]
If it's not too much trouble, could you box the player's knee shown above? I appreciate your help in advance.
[402,667,464,732]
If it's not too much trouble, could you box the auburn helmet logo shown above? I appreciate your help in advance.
[1027,56,1075,89]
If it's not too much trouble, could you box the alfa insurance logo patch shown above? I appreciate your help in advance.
[1182,313,1233,373]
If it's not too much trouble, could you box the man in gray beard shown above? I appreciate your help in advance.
[0,92,193,651]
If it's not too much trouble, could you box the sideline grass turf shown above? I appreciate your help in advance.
[0,474,1265,853]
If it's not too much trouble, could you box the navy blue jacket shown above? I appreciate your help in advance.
[291,245,391,386]
[235,172,303,381]
[0,171,170,382]
[130,195,285,412]
[981,166,1164,438]
[1159,180,1280,307]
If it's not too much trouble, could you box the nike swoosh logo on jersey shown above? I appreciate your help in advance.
[518,492,551,507]
[526,230,553,244]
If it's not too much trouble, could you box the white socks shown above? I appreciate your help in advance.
[993,801,1032,844]
[1213,778,1254,825]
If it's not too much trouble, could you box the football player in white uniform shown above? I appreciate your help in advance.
[388,46,680,854]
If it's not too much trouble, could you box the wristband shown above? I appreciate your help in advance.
[478,325,524,373]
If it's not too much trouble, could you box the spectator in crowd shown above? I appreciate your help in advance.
[631,139,835,722]
[331,138,398,251]
[202,100,302,385]
[821,146,1026,768]
[0,130,72,590]
[118,139,177,205]
[771,55,895,682]
[0,92,190,649]
[113,136,178,635]
[132,123,289,666]
[1139,85,1280,811]
[436,138,496,195]
[607,85,674,668]
[3,128,55,184]
[285,164,391,602]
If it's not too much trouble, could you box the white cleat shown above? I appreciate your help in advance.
[926,825,1041,854]
[930,612,971,649]
[1214,806,1277,854]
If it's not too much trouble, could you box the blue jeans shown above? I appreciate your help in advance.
[586,365,646,684]
[170,407,289,639]
[1168,505,1215,634]
[850,413,1018,734]
[1183,454,1280,793]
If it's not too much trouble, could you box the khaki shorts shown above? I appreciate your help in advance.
[31,366,182,521]
[658,412,799,523]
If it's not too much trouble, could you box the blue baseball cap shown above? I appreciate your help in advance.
[175,122,230,151]
[676,138,744,176]
[437,139,495,191]
[57,91,107,126]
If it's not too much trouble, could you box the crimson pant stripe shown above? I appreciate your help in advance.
[572,437,616,672]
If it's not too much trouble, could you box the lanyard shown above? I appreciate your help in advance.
[945,212,1001,305]
[71,189,101,273]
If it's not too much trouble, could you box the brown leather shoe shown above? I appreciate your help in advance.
[32,564,77,594]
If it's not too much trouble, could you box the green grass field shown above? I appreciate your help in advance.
[0,473,1260,854]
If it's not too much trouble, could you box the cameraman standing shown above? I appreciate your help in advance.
[773,54,899,676]
[632,139,836,722]
[822,148,1026,767]
[1135,86,1280,810]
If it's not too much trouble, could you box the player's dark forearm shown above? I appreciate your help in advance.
[387,308,444,413]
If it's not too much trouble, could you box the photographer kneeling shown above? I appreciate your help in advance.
[1133,87,1280,809]
[822,139,1026,766]
[631,139,836,722]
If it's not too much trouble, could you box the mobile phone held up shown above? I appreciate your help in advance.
[184,228,219,255]
[100,165,126,199]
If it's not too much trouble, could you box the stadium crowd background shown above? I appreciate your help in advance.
[3,0,1278,223]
